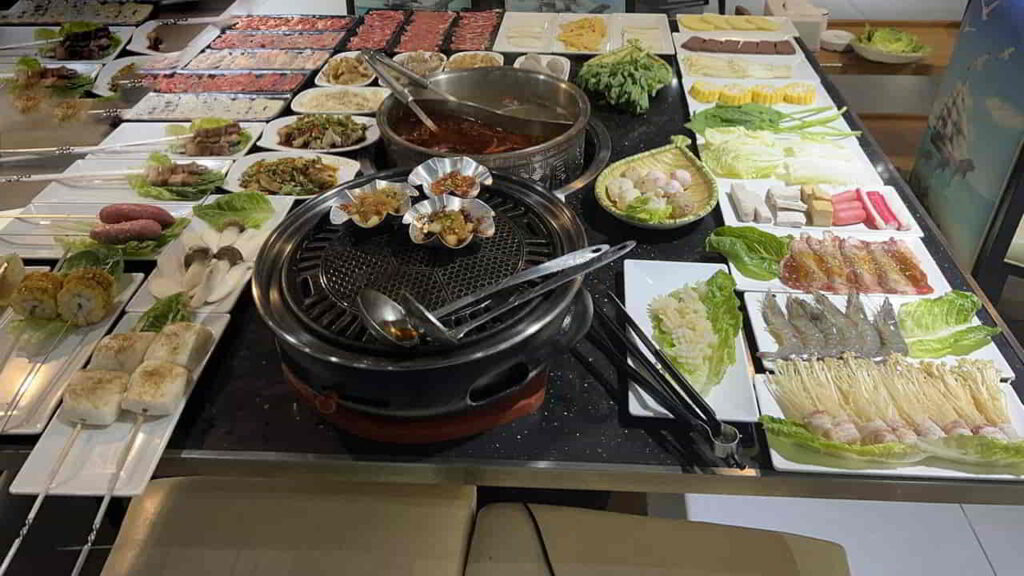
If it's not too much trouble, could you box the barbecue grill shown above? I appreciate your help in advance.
[253,167,592,419]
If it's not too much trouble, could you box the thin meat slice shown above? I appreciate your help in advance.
[866,242,915,294]
[806,233,851,293]
[781,235,831,291]
[882,238,933,294]
[839,237,883,293]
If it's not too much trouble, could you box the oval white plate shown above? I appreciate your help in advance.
[291,86,391,115]
[93,55,167,97]
[445,51,505,71]
[258,115,380,153]
[222,151,360,195]
[314,51,376,87]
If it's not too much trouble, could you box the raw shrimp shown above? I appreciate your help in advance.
[786,296,825,356]
[874,298,908,356]
[812,292,860,355]
[845,292,881,357]
[760,292,803,359]
[797,298,842,358]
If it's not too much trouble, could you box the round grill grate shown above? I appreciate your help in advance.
[284,188,563,353]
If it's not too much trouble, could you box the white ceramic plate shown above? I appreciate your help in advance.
[512,54,570,81]
[89,121,264,161]
[716,182,922,237]
[444,51,504,71]
[314,51,375,87]
[623,260,759,422]
[126,21,218,57]
[258,114,380,154]
[126,195,294,314]
[610,13,673,55]
[0,60,99,80]
[743,291,1014,378]
[0,202,193,260]
[673,33,818,81]
[552,13,610,55]
[11,312,231,496]
[675,14,800,38]
[493,12,556,53]
[123,93,289,122]
[32,158,232,204]
[0,25,133,62]
[0,273,143,435]
[722,230,951,296]
[290,85,390,115]
[222,151,360,195]
[682,77,836,115]
[753,375,1024,481]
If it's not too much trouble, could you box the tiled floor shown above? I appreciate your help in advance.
[661,494,1011,576]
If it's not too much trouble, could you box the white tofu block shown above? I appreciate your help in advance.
[62,370,130,426]
[766,185,807,214]
[89,332,156,373]
[753,204,772,224]
[143,322,215,372]
[123,361,189,416]
[774,210,807,228]
[729,183,756,222]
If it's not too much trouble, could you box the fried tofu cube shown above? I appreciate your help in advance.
[89,332,156,373]
[62,370,129,426]
[143,322,214,372]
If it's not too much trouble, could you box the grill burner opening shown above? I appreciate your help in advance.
[284,188,566,353]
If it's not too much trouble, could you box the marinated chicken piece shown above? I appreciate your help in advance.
[184,122,243,156]
[143,161,209,186]
[11,271,63,320]
[56,268,115,326]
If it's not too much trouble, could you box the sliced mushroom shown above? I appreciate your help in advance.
[214,245,243,266]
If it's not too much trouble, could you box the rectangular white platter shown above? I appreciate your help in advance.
[682,77,836,115]
[122,93,290,122]
[88,121,265,160]
[742,291,1014,379]
[0,26,134,63]
[717,182,923,237]
[11,312,231,496]
[722,230,951,296]
[0,202,193,260]
[126,21,218,58]
[608,13,674,55]
[0,273,143,435]
[623,260,759,422]
[676,14,800,38]
[754,375,1024,481]
[126,195,294,314]
[0,0,153,25]
[493,12,556,53]
[552,13,611,55]
[0,60,99,79]
[32,158,233,205]
[673,33,818,81]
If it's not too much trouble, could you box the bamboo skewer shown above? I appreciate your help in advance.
[0,423,83,576]
[0,322,73,434]
[0,38,58,51]
[0,135,190,157]
[69,414,144,576]
[0,170,142,184]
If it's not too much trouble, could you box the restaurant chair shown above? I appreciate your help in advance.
[100,477,476,576]
[464,502,851,576]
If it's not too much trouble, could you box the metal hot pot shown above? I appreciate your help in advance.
[376,67,591,190]
[252,167,592,418]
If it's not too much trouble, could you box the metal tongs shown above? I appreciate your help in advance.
[588,293,742,469]
[361,49,444,132]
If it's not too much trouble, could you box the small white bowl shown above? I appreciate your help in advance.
[445,51,505,71]
[315,51,376,87]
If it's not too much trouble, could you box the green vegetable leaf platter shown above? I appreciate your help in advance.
[595,136,718,230]
[851,26,930,64]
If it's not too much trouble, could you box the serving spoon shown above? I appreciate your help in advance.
[359,242,634,347]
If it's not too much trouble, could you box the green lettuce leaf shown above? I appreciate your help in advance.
[129,153,224,201]
[15,56,42,71]
[698,270,741,392]
[907,325,1002,358]
[858,25,928,54]
[622,195,673,223]
[705,226,791,281]
[193,192,274,231]
[134,292,193,333]
[57,217,190,258]
[58,245,124,279]
[918,435,1024,472]
[760,416,925,465]
[898,290,982,339]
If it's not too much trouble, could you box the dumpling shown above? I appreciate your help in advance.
[143,322,215,372]
[62,370,129,426]
[122,361,188,416]
[89,332,156,373]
